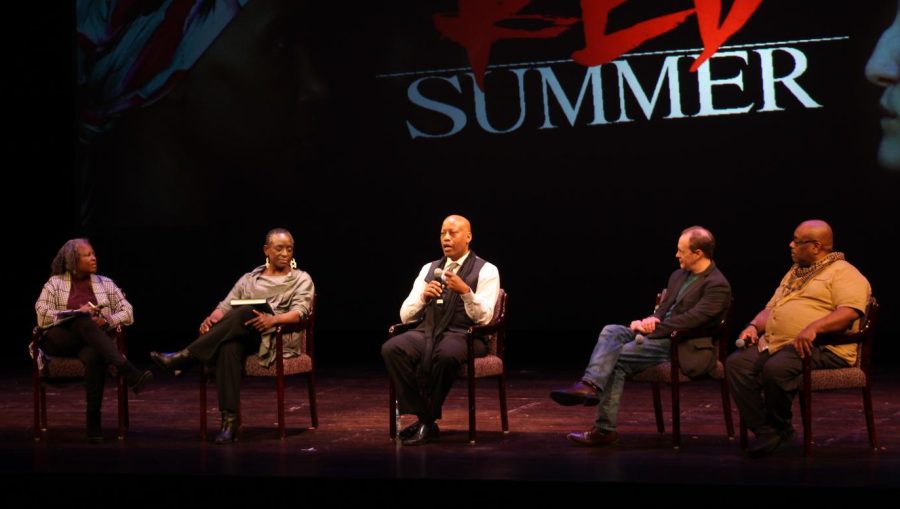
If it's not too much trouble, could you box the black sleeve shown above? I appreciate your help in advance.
[653,276,731,338]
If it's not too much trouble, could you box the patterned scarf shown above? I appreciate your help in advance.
[781,251,845,296]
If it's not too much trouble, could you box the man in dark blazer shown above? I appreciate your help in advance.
[550,226,731,446]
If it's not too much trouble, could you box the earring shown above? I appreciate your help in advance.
[290,258,297,270]
[265,257,270,269]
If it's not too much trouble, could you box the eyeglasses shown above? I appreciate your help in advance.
[791,237,819,246]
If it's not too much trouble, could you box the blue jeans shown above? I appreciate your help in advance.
[582,324,671,432]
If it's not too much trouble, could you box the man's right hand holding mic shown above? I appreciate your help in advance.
[421,268,445,304]
[735,322,768,351]
[736,309,771,351]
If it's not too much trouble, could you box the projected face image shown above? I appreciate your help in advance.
[866,0,900,170]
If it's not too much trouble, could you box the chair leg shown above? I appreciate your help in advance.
[799,390,812,456]
[200,367,208,441]
[117,374,127,440]
[276,371,286,440]
[237,401,243,436]
[467,367,476,444]
[123,385,130,429]
[862,386,878,450]
[719,378,735,439]
[671,378,681,449]
[40,385,48,432]
[651,383,664,434]
[307,371,318,430]
[33,377,42,441]
[739,417,748,451]
[498,373,509,434]
[388,382,397,440]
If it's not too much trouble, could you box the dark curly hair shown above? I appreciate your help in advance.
[50,238,90,276]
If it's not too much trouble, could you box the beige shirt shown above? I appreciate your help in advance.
[763,260,870,365]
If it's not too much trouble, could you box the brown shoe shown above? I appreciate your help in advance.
[550,381,600,406]
[567,427,619,447]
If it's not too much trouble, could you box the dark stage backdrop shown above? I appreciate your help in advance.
[10,1,900,368]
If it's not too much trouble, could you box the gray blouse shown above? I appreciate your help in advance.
[217,265,315,367]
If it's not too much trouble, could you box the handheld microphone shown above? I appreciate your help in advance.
[735,336,752,349]
[634,333,647,345]
[433,268,445,306]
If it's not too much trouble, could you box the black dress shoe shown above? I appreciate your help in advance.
[550,381,600,406]
[398,421,422,441]
[748,428,794,458]
[401,422,440,446]
[215,411,239,444]
[127,369,154,394]
[150,349,193,372]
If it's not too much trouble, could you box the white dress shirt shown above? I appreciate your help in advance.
[399,251,500,326]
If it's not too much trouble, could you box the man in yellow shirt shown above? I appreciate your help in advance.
[727,220,871,458]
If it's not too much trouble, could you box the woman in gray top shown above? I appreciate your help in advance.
[151,228,314,444]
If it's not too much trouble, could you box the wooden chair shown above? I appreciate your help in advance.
[200,295,318,440]
[29,325,130,441]
[388,289,509,444]
[628,294,735,449]
[738,296,879,455]
[799,297,879,455]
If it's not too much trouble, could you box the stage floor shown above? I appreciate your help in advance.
[1,363,898,504]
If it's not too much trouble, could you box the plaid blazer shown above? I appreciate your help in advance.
[35,272,133,329]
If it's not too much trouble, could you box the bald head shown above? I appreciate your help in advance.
[797,220,834,252]
[443,215,471,233]
[440,214,473,261]
[790,219,834,266]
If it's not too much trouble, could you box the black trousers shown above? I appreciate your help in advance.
[41,315,126,415]
[726,344,848,435]
[381,329,487,423]
[186,306,260,413]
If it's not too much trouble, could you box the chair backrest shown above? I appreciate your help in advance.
[854,296,878,369]
[484,289,507,356]
[808,295,877,370]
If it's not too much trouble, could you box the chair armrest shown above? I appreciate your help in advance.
[112,325,127,354]
[467,291,508,337]
[273,316,314,359]
[813,331,866,347]
[275,316,310,335]
[668,327,718,344]
[29,327,42,359]
[466,321,503,336]
[388,321,420,337]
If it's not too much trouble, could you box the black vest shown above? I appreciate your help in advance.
[416,253,486,337]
